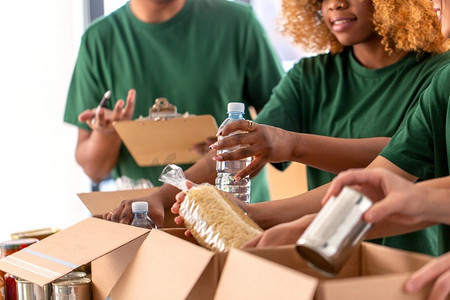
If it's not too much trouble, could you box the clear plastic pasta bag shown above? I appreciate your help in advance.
[159,164,263,252]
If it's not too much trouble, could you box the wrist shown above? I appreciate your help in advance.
[289,131,304,161]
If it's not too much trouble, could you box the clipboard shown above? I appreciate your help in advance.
[113,99,218,167]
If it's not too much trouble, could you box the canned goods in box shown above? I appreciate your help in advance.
[52,278,91,300]
[16,278,52,300]
[296,186,373,276]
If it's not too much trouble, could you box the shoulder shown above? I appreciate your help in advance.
[81,5,127,43]
[428,64,450,98]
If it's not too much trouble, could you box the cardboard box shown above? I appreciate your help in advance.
[0,218,150,300]
[113,115,218,166]
[109,228,227,300]
[77,187,181,228]
[215,243,434,300]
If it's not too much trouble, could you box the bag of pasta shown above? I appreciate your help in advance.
[159,164,263,252]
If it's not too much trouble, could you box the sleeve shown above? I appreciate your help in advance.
[241,8,284,111]
[254,64,303,133]
[63,33,107,131]
[379,73,444,180]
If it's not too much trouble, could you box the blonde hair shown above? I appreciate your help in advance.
[280,0,450,54]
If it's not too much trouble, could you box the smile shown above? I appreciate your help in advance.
[331,17,356,32]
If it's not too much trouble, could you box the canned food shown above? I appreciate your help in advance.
[10,228,60,241]
[57,272,86,282]
[296,186,373,276]
[52,278,91,300]
[1,238,39,258]
[16,278,51,300]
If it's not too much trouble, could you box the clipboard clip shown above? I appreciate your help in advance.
[149,98,179,120]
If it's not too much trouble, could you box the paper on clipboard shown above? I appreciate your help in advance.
[113,114,218,167]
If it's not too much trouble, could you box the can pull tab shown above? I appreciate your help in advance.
[149,97,178,120]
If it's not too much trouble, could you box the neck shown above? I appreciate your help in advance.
[352,36,408,69]
[129,0,186,23]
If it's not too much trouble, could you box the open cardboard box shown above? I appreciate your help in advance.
[77,187,181,228]
[0,219,225,300]
[0,215,436,300]
[215,242,434,300]
[108,228,227,300]
[0,218,150,300]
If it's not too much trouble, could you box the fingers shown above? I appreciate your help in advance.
[78,110,95,123]
[122,89,136,120]
[427,270,450,300]
[235,157,265,181]
[217,120,250,136]
[405,252,450,295]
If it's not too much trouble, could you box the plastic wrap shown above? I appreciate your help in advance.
[159,164,263,252]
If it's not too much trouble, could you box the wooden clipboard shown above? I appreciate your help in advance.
[113,114,218,167]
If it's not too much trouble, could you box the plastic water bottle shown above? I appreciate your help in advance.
[215,102,252,203]
[131,201,157,229]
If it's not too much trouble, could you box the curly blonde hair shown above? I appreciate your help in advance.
[280,0,450,54]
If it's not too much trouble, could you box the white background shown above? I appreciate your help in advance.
[0,0,307,243]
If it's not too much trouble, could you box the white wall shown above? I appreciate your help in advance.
[0,1,92,242]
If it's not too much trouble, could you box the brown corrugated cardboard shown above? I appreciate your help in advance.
[215,249,318,300]
[0,218,149,300]
[78,188,157,217]
[113,115,218,166]
[77,188,181,228]
[109,228,226,300]
[215,242,433,300]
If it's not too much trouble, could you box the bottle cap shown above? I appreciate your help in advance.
[132,201,149,213]
[227,102,245,113]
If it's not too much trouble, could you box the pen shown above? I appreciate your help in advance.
[92,90,111,125]
[95,90,111,114]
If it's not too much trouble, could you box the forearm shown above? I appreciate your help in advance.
[294,134,390,174]
[76,130,122,182]
[248,183,329,229]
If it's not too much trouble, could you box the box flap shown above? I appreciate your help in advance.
[214,249,317,300]
[0,218,149,286]
[361,242,432,275]
[77,188,157,217]
[113,115,218,166]
[317,272,431,300]
[109,229,216,299]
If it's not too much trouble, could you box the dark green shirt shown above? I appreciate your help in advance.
[64,0,284,203]
[255,49,450,256]
[256,49,450,189]
[380,64,450,256]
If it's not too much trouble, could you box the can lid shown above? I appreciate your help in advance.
[132,201,148,213]
[0,238,39,250]
[227,102,245,113]
[53,278,91,287]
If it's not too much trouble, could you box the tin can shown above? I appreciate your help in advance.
[296,186,373,276]
[16,278,51,300]
[57,272,86,282]
[1,238,40,258]
[52,278,91,300]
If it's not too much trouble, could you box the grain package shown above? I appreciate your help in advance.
[159,164,263,252]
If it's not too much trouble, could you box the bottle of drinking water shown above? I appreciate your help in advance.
[215,102,252,203]
[131,201,157,229]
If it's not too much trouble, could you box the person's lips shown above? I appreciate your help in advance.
[330,16,357,32]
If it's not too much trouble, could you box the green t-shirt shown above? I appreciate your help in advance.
[380,64,450,256]
[256,49,450,190]
[64,0,284,203]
